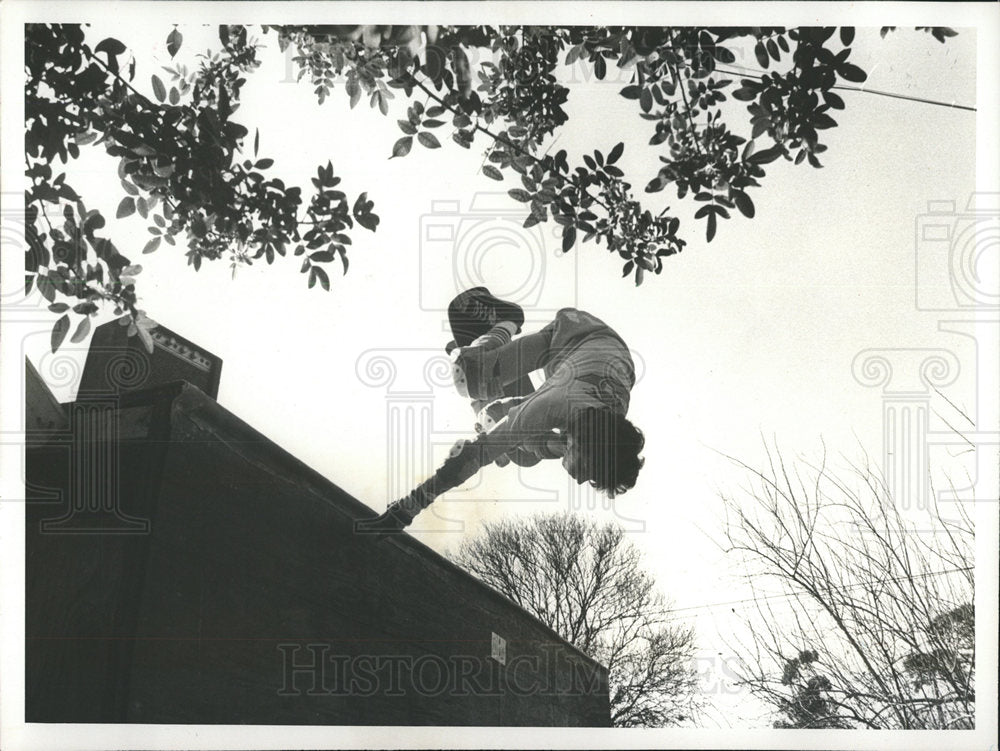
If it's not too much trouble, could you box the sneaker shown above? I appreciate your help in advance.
[354,494,424,537]
[448,287,524,347]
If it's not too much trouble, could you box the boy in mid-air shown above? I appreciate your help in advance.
[356,288,645,535]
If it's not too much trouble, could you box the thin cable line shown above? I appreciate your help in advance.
[714,64,976,112]
[666,565,974,616]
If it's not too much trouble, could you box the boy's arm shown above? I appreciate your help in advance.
[394,418,522,513]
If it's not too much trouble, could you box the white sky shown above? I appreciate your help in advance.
[3,2,999,746]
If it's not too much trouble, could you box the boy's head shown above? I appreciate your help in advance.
[562,407,645,497]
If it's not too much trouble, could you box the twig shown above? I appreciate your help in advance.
[406,73,615,215]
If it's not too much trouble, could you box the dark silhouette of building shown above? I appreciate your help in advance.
[24,325,610,726]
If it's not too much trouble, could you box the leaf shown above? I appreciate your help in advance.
[422,119,445,128]
[561,225,576,253]
[143,237,162,254]
[839,27,855,46]
[136,323,154,354]
[309,250,335,263]
[508,189,532,203]
[483,165,503,181]
[70,316,92,344]
[37,275,55,303]
[706,211,718,242]
[838,63,867,83]
[417,132,441,149]
[607,142,624,164]
[151,75,166,103]
[347,78,361,108]
[391,136,413,158]
[255,158,274,169]
[930,27,958,43]
[95,37,127,58]
[75,131,98,146]
[715,46,740,65]
[748,145,783,165]
[639,88,653,113]
[622,260,634,278]
[168,87,180,105]
[167,28,183,58]
[313,266,331,291]
[116,197,136,219]
[733,190,755,218]
[254,128,260,157]
[619,85,641,100]
[51,314,70,353]
[732,87,757,102]
[754,41,769,69]
[398,119,417,135]
[594,55,606,80]
[813,112,838,130]
[823,91,845,110]
[352,192,379,231]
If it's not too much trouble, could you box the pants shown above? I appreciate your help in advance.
[455,307,631,404]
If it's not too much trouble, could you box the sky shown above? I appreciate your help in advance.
[4,2,997,742]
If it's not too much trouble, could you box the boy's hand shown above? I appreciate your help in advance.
[476,397,527,434]
[545,433,568,458]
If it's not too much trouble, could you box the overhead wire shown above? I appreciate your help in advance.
[666,565,974,619]
[712,63,976,112]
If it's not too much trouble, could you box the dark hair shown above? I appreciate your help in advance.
[565,407,645,497]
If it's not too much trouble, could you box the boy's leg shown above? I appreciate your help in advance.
[452,327,553,401]
[447,287,535,400]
